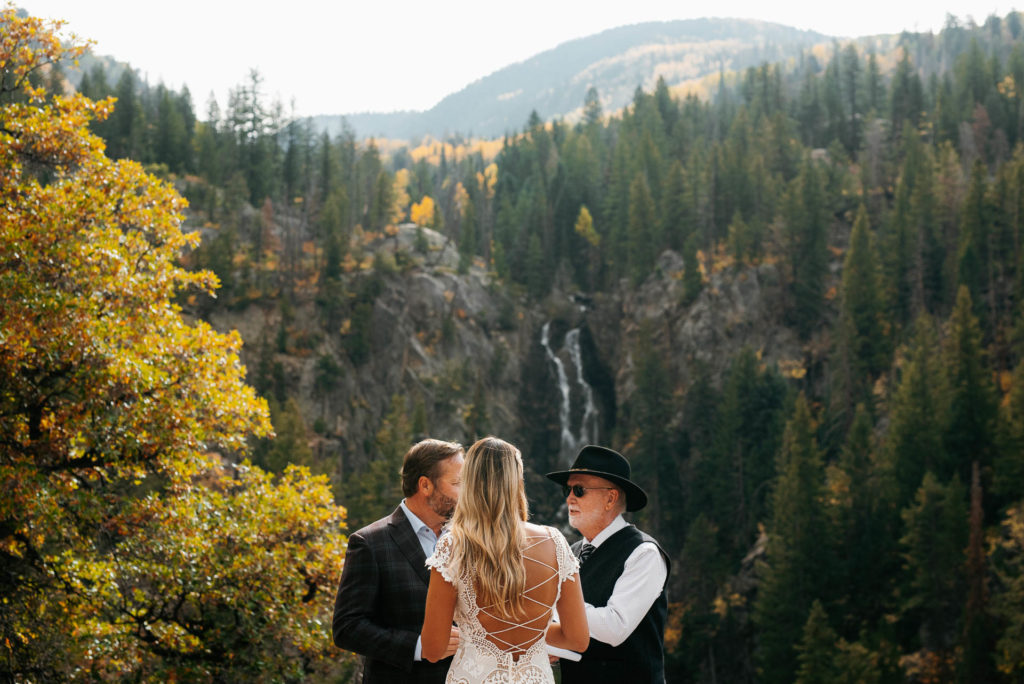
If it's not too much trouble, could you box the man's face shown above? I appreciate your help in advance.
[566,473,615,538]
[427,453,464,520]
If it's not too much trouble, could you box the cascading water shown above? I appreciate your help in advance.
[565,329,598,449]
[540,322,599,466]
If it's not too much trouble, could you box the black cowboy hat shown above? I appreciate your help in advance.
[546,445,648,512]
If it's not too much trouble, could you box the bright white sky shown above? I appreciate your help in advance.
[21,1,1012,117]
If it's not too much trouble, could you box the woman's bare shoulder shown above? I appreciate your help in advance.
[523,521,556,537]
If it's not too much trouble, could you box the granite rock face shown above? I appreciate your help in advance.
[206,225,805,518]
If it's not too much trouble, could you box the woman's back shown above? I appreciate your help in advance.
[425,521,581,682]
[475,523,562,658]
[420,437,588,683]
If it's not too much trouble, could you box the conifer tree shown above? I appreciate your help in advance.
[838,204,887,409]
[632,325,676,543]
[899,473,967,658]
[754,393,831,684]
[961,461,995,683]
[319,187,349,282]
[583,86,603,128]
[662,159,692,250]
[525,232,546,300]
[890,52,924,141]
[682,232,703,304]
[958,161,993,324]
[794,600,839,684]
[885,315,950,505]
[627,173,658,284]
[831,404,898,631]
[343,395,410,530]
[109,70,142,160]
[708,347,786,556]
[945,286,998,485]
[784,159,829,338]
[603,143,632,278]
[458,195,477,273]
[880,153,916,327]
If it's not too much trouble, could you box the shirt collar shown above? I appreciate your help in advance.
[399,499,433,536]
[588,514,627,547]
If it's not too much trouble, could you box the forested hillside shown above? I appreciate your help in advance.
[317,18,829,139]
[6,4,1024,682]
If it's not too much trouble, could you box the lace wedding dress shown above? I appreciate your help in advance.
[426,526,579,684]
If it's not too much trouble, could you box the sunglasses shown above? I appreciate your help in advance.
[562,484,614,498]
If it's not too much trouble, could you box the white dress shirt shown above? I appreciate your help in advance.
[401,500,440,661]
[582,515,668,647]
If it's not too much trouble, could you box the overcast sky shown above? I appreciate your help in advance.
[21,1,1012,117]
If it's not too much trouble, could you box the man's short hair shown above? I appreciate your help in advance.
[400,439,464,497]
[613,484,628,514]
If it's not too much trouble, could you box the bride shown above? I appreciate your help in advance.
[421,437,589,683]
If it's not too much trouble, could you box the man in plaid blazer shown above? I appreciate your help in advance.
[333,439,465,683]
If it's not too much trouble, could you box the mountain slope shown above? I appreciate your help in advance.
[315,18,830,140]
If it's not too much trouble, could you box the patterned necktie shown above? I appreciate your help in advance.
[578,542,595,564]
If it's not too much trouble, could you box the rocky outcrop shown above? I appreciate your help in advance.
[204,225,806,518]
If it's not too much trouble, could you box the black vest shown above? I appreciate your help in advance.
[560,525,670,684]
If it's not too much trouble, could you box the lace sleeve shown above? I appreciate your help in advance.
[425,533,458,585]
[550,527,580,583]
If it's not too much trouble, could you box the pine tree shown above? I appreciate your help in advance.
[525,232,546,300]
[945,286,998,485]
[794,600,838,684]
[784,159,829,339]
[961,461,996,683]
[109,70,142,160]
[890,52,924,142]
[958,161,993,324]
[319,187,350,282]
[631,325,676,544]
[837,204,887,410]
[343,395,411,530]
[662,159,692,251]
[831,404,899,632]
[583,86,603,128]
[603,143,632,279]
[885,315,950,505]
[458,195,478,274]
[708,347,787,556]
[627,173,657,285]
[682,232,703,304]
[899,473,967,657]
[754,393,831,684]
[880,150,916,327]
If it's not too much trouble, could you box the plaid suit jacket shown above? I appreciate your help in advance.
[332,506,451,684]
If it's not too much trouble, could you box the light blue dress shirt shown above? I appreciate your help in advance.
[400,499,440,558]
[400,499,442,661]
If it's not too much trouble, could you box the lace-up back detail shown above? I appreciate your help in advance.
[427,525,579,684]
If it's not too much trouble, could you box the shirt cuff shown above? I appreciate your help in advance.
[414,635,423,661]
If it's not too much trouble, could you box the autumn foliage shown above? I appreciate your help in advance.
[0,6,348,680]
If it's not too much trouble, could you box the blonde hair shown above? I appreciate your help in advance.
[448,436,529,620]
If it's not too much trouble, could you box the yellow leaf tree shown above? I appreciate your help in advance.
[411,195,437,227]
[0,7,348,680]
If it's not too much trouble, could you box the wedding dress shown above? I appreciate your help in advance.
[426,526,579,684]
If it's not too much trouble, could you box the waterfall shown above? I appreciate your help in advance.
[540,322,600,466]
[565,329,598,448]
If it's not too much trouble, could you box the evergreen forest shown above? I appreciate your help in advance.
[7,5,1024,683]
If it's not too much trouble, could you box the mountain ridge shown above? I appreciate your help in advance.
[312,18,833,140]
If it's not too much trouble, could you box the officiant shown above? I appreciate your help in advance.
[547,445,671,683]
